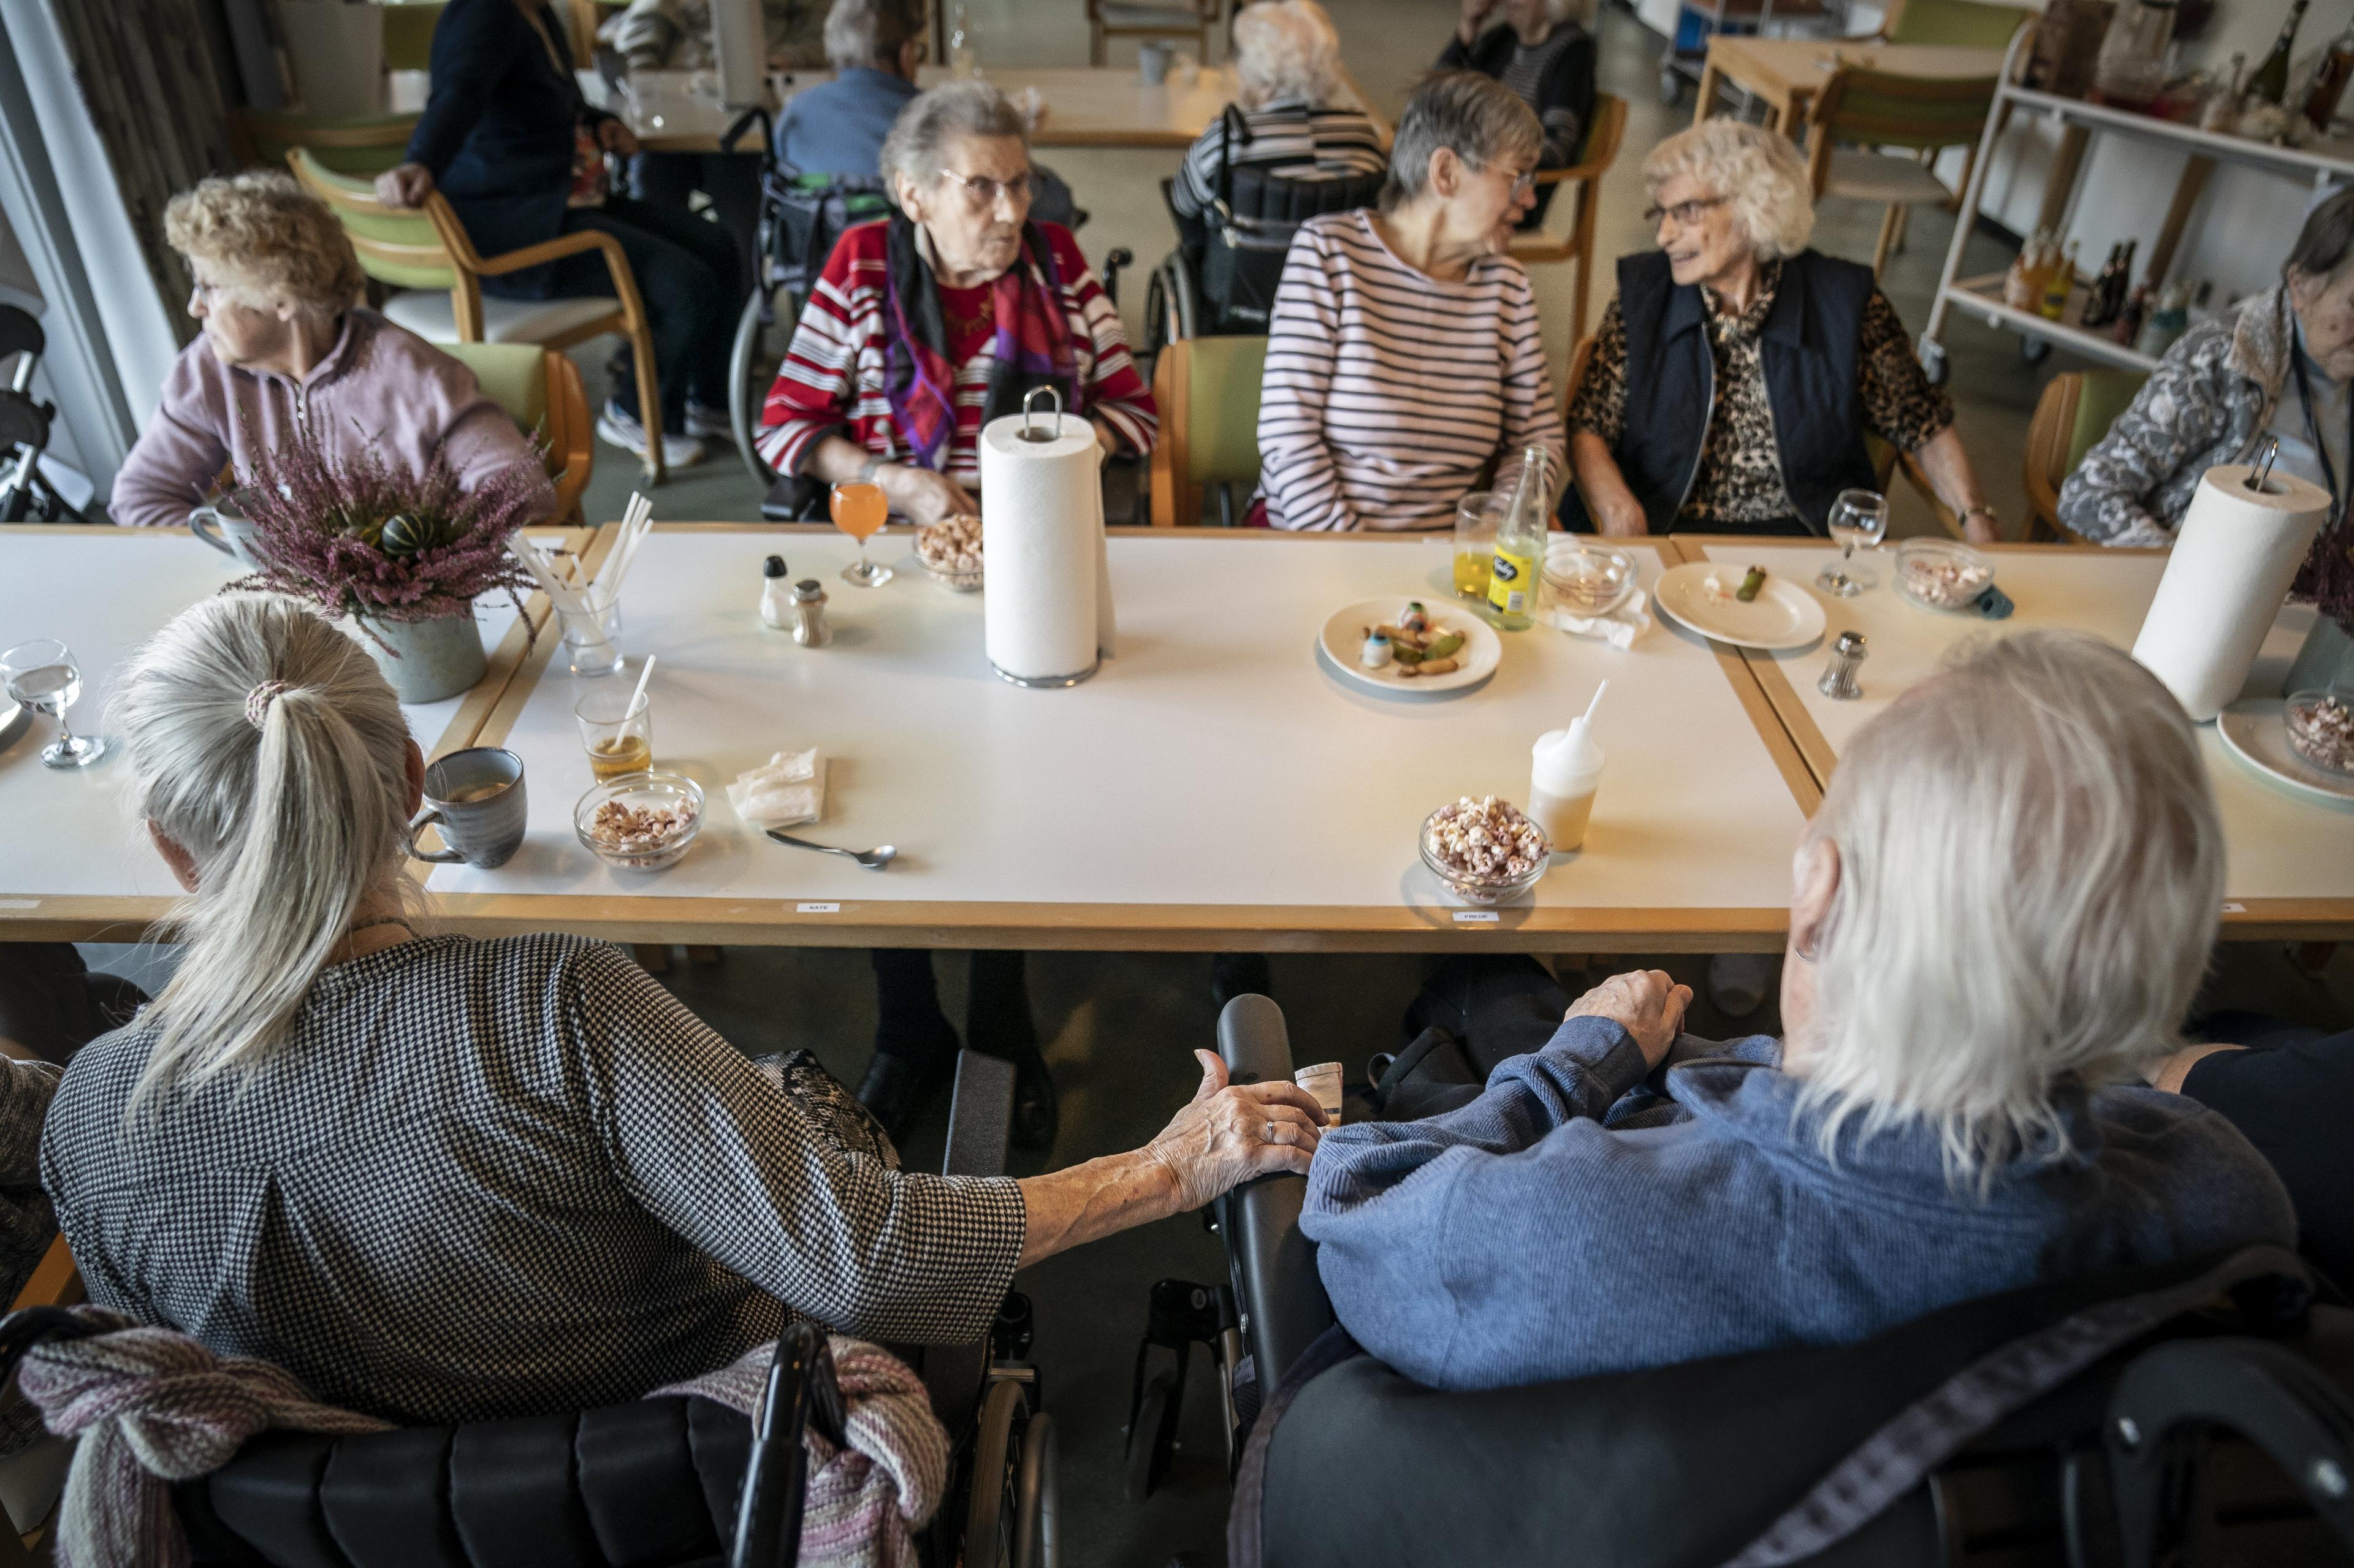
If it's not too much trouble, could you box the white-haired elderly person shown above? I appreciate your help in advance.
[1168,0,1387,237]
[1257,72,1562,531]
[41,593,1324,1426]
[109,170,555,531]
[1442,0,1595,222]
[1304,631,2296,1392]
[1566,119,1997,542]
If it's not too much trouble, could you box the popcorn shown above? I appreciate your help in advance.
[587,797,696,862]
[726,748,827,828]
[916,515,984,573]
[1425,795,1549,881]
[2288,693,2354,775]
[1899,553,1994,609]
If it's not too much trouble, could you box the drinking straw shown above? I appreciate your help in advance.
[627,653,657,718]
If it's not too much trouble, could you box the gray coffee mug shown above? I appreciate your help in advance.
[188,501,266,568]
[1138,40,1171,85]
[408,747,527,868]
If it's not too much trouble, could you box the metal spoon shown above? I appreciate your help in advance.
[766,829,896,870]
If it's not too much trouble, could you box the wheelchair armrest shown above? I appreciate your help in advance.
[733,1322,842,1568]
[1217,996,1336,1391]
[943,1049,1013,1180]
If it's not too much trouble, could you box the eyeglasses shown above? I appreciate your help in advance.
[1471,160,1537,199]
[940,170,1034,208]
[1644,196,1730,227]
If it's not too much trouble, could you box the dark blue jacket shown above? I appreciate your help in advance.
[405,0,612,295]
[774,67,919,177]
[1593,247,1879,535]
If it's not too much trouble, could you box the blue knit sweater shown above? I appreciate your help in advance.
[1300,1017,2298,1393]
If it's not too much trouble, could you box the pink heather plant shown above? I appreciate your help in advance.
[2294,523,2354,636]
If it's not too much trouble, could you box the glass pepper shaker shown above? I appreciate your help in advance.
[1818,630,1867,701]
[791,579,831,647]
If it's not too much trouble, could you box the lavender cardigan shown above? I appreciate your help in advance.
[110,311,557,529]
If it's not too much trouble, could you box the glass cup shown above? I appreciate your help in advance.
[1452,492,1510,603]
[1818,489,1889,598]
[560,600,625,677]
[831,482,893,587]
[575,684,653,782]
[1,638,104,769]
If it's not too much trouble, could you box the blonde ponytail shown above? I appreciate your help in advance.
[112,596,417,1111]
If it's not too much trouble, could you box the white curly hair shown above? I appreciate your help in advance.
[1640,117,1815,262]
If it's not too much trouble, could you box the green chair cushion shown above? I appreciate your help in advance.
[436,343,549,435]
[1185,336,1268,486]
[2065,368,2150,476]
[294,152,457,291]
[1887,0,2032,47]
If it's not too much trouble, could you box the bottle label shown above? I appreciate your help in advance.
[1488,544,1537,615]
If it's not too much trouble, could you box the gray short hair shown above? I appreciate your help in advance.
[880,80,1029,194]
[822,0,925,69]
[2287,185,2354,287]
[1232,0,1344,110]
[1642,118,1814,262]
[1382,71,1541,211]
[1796,631,2225,1186]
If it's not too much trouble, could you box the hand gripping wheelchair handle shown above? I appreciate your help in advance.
[1217,995,1336,1394]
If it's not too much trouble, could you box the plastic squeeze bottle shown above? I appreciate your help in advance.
[1529,717,1605,852]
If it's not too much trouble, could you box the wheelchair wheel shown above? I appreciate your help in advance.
[1122,1369,1179,1502]
[963,1376,1037,1568]
[728,281,796,489]
[1013,1410,1059,1568]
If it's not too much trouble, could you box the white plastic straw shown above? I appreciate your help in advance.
[625,653,656,717]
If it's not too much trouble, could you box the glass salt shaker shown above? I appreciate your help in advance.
[760,555,793,629]
[791,579,831,647]
[1818,630,1867,701]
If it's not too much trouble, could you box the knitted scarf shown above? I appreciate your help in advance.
[882,213,1083,471]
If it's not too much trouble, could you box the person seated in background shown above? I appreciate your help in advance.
[1257,72,1563,531]
[0,948,145,1067]
[374,0,741,470]
[1303,631,2295,1392]
[110,172,555,530]
[1168,0,1387,240]
[1441,0,1594,226]
[2062,187,2354,546]
[758,79,1154,1143]
[1566,119,1998,542]
[40,595,1324,1426]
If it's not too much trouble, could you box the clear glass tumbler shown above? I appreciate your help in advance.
[560,601,624,677]
[1452,492,1510,603]
[574,683,653,781]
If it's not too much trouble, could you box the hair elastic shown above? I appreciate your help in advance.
[244,679,292,731]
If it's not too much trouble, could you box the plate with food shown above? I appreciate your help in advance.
[1317,598,1503,695]
[2217,693,2354,810]
[1651,562,1827,651]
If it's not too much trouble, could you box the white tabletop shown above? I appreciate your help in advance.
[427,528,1813,949]
[1692,540,2354,918]
[0,525,576,935]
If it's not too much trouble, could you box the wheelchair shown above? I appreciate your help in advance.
[0,1050,1059,1568]
[1127,996,2354,1567]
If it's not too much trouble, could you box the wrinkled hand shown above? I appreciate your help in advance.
[1566,970,1693,1070]
[1143,1051,1328,1211]
[596,118,642,159]
[375,162,435,209]
[1594,497,1650,537]
[880,463,975,527]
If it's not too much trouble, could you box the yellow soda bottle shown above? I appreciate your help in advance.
[1487,446,1550,631]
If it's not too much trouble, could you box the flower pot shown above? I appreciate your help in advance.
[364,614,486,704]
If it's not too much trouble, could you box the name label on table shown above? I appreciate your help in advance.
[796,902,841,914]
[2222,902,2247,913]
[0,900,37,910]
[1451,910,1501,924]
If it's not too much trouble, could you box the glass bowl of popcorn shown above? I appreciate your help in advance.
[1420,796,1552,904]
[1894,539,1995,612]
[1542,539,1637,617]
[2286,688,2354,775]
[574,771,703,871]
[915,514,984,592]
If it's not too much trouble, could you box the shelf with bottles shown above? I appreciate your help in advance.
[1945,273,2163,373]
[2000,81,2354,177]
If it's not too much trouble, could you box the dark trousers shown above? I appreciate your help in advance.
[528,195,741,426]
[628,151,761,299]
[870,948,1034,1076]
[0,942,148,1064]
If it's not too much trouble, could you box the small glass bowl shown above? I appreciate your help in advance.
[922,561,984,593]
[574,771,704,871]
[1542,539,1637,616]
[1419,805,1551,905]
[2285,688,2354,775]
[1894,538,1996,612]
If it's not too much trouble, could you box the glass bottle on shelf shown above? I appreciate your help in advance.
[2305,15,2354,131]
[2248,0,2310,105]
[2084,243,2124,327]
[2093,0,2179,109]
[2040,239,2081,322]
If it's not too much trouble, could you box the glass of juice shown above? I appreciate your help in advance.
[1452,492,1509,602]
[574,685,653,781]
[831,481,893,588]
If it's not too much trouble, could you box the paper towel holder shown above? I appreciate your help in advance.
[2245,434,2284,495]
[1017,385,1065,443]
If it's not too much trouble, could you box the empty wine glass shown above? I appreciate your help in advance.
[831,481,893,587]
[1818,489,1889,598]
[1,638,105,769]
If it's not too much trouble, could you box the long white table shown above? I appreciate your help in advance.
[0,524,587,941]
[1686,538,2354,939]
[421,526,1816,951]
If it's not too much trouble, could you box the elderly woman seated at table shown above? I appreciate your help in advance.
[109,172,554,531]
[1257,72,1563,531]
[1566,119,1998,541]
[2062,186,2354,546]
[39,595,1323,1425]
[1305,631,2295,1392]
[1168,0,1387,233]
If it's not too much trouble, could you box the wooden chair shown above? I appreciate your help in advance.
[229,108,419,177]
[438,343,596,523]
[0,1234,82,1561]
[1510,93,1628,347]
[1088,0,1218,66]
[380,2,448,72]
[1805,66,2002,278]
[287,147,669,483]
[1149,335,1267,526]
[2023,368,2149,541]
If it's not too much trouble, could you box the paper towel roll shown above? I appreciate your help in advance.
[2131,464,2329,721]
[980,410,1113,686]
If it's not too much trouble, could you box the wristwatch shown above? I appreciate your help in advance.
[1961,504,1998,530]
[855,455,886,484]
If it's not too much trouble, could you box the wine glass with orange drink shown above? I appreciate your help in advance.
[831,481,893,587]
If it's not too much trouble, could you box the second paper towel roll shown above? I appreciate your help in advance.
[2131,463,2329,721]
[980,409,1113,685]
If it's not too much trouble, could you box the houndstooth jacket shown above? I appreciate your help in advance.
[2058,287,2297,547]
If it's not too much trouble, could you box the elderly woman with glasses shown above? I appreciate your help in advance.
[1566,119,1997,541]
[1257,71,1564,531]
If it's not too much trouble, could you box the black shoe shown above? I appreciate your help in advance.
[1007,1046,1059,1151]
[1212,951,1273,1011]
[856,1044,954,1142]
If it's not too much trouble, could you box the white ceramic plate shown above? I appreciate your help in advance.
[2218,699,2354,810]
[1652,562,1829,651]
[1317,598,1503,696]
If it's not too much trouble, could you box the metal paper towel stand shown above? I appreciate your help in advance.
[992,387,1103,689]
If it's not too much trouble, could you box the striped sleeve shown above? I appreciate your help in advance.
[1495,265,1566,479]
[1051,227,1157,455]
[1257,220,1355,531]
[756,229,885,476]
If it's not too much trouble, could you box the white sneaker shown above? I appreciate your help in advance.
[683,401,731,440]
[597,402,707,468]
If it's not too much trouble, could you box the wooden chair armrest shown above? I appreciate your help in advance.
[9,1234,82,1314]
[1533,159,1608,187]
[473,227,628,278]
